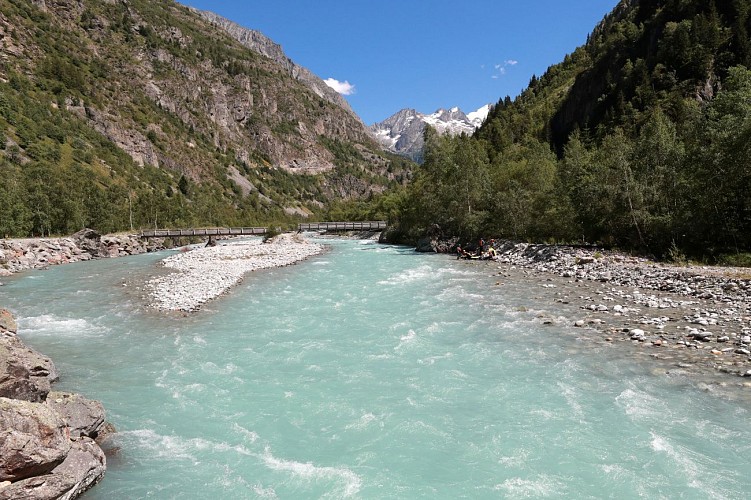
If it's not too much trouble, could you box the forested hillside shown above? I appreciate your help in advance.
[389,0,751,262]
[0,0,412,237]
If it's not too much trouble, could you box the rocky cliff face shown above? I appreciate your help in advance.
[195,9,360,121]
[371,105,490,162]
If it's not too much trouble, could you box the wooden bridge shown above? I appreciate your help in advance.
[297,221,387,232]
[140,227,267,239]
[139,221,387,242]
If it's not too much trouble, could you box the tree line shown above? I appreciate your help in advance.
[383,65,751,264]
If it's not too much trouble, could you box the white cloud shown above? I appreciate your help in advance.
[324,78,356,95]
[489,60,518,79]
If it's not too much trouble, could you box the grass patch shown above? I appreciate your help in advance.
[717,253,751,268]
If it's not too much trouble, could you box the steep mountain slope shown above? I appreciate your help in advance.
[371,105,489,162]
[478,0,751,152]
[394,0,751,257]
[0,0,410,237]
[196,9,359,120]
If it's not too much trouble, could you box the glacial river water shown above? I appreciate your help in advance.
[1,238,750,499]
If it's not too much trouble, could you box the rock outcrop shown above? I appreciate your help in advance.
[0,311,111,499]
[0,397,71,482]
[195,9,360,121]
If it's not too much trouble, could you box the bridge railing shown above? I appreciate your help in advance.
[140,227,267,238]
[298,221,387,232]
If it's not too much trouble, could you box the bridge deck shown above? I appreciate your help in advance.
[140,227,267,238]
[298,221,387,232]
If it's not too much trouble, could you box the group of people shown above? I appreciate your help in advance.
[456,238,497,260]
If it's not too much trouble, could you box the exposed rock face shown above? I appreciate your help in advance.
[1,0,406,220]
[414,225,458,253]
[196,9,359,120]
[83,107,160,167]
[0,438,105,500]
[0,398,70,482]
[0,310,16,334]
[0,311,111,499]
[45,392,105,440]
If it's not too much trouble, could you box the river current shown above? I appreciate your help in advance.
[1,238,750,499]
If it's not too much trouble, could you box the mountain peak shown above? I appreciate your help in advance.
[371,105,490,162]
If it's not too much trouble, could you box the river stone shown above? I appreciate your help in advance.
[46,392,106,439]
[629,328,645,339]
[0,397,71,482]
[0,437,105,500]
[0,335,58,402]
[0,309,16,333]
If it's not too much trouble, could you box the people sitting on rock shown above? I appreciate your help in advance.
[456,246,472,259]
[456,240,499,260]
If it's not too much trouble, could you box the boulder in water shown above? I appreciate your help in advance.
[0,335,58,402]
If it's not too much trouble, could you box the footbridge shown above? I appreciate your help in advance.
[297,221,387,232]
[140,227,267,240]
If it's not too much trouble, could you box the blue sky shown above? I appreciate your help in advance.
[181,1,619,124]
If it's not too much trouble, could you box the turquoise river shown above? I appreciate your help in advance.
[1,238,750,499]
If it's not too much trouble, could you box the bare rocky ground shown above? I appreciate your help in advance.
[480,241,751,401]
[146,233,325,312]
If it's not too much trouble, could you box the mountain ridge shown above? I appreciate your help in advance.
[194,8,361,122]
[371,104,490,162]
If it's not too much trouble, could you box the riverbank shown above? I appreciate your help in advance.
[147,233,325,312]
[468,240,751,394]
[0,229,166,277]
[0,309,113,499]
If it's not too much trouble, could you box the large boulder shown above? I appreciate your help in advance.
[0,397,71,482]
[0,335,58,402]
[71,228,102,258]
[414,224,458,253]
[0,437,105,500]
[46,392,105,439]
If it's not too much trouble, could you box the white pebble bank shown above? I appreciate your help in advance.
[148,233,324,312]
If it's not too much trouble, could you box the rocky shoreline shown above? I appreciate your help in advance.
[147,233,325,312]
[0,309,113,499]
[0,228,165,499]
[446,239,751,396]
[0,228,166,277]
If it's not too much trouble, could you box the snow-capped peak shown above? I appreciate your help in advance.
[467,104,491,127]
[369,103,492,162]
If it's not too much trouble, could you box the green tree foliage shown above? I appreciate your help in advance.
[690,65,751,253]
